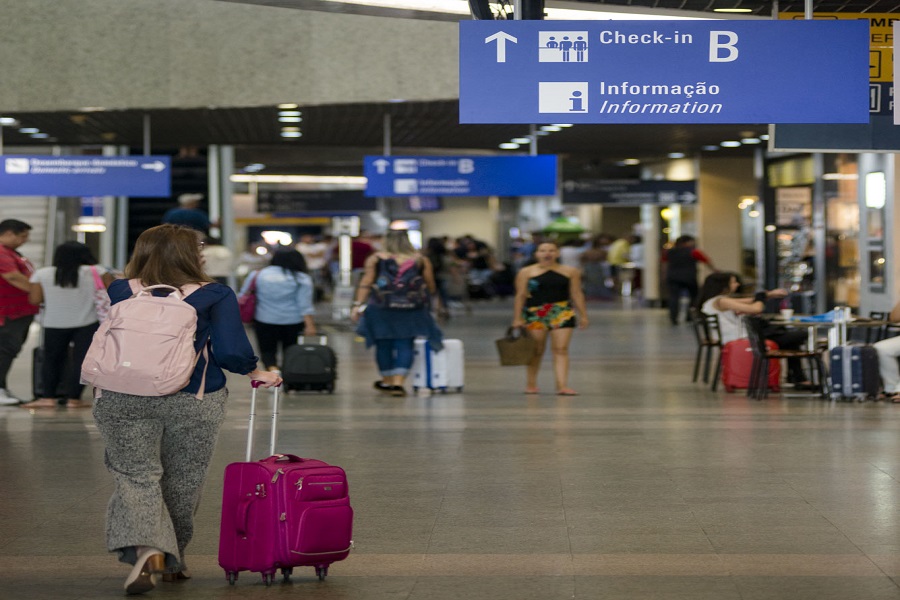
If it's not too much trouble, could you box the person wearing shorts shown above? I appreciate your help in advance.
[512,241,588,395]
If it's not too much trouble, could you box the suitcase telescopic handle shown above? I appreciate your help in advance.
[246,380,282,462]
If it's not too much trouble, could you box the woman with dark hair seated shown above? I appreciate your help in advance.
[696,272,812,389]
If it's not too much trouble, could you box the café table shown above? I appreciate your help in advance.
[763,314,890,351]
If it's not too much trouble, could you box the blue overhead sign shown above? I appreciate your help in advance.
[460,20,870,124]
[0,155,171,197]
[364,155,557,197]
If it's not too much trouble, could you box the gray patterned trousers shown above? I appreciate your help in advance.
[92,387,228,572]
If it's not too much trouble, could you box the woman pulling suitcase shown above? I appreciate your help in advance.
[91,225,281,595]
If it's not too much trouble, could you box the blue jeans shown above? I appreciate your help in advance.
[374,338,415,377]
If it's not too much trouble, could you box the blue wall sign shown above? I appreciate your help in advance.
[460,20,870,124]
[0,155,171,197]
[257,190,377,215]
[563,179,697,205]
[364,155,557,197]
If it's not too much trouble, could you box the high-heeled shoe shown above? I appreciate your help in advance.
[124,547,165,595]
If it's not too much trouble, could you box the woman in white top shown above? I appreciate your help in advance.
[696,272,811,386]
[21,242,114,408]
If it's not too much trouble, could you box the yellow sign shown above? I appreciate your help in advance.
[780,13,895,82]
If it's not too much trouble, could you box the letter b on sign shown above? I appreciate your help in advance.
[709,31,738,62]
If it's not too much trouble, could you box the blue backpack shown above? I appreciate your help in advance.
[371,257,429,310]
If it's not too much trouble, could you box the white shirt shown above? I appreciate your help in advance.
[31,265,108,328]
[701,295,744,345]
[296,242,329,271]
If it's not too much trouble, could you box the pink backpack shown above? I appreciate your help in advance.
[81,281,209,399]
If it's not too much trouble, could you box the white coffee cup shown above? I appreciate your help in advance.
[780,308,794,320]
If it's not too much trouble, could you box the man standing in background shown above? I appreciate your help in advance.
[663,235,716,325]
[0,219,39,405]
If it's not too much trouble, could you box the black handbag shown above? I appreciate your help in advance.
[495,327,537,366]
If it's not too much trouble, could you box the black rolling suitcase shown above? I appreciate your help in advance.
[282,336,337,393]
[829,345,880,401]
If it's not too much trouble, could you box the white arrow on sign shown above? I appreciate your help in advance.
[678,192,698,203]
[373,159,391,175]
[485,31,517,63]
[141,161,166,173]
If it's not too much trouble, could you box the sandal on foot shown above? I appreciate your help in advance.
[556,388,578,396]
[524,387,539,394]
[20,398,59,409]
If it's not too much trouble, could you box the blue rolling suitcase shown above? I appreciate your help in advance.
[829,345,879,401]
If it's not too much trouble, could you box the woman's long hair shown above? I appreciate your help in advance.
[383,230,416,257]
[270,249,308,274]
[53,241,98,288]
[125,224,211,288]
[695,271,739,310]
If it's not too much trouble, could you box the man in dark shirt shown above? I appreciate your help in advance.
[663,235,716,325]
[0,219,39,404]
[161,193,211,234]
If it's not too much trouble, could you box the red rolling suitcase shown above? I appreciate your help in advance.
[721,338,781,393]
[218,381,353,586]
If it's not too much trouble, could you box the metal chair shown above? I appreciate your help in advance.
[689,308,722,387]
[688,308,723,390]
[744,316,829,400]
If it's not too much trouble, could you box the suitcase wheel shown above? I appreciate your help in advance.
[281,567,293,582]
[315,565,328,581]
[262,572,275,586]
[225,571,237,585]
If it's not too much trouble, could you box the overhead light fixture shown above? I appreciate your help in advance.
[702,145,720,151]
[713,7,753,12]
[534,130,551,136]
[279,116,302,123]
[243,163,266,173]
[231,174,367,185]
[499,142,520,149]
[0,117,17,126]
[759,134,770,141]
[30,133,49,139]
[720,141,741,147]
[668,152,686,159]
[281,131,302,138]
[20,127,39,134]
[741,137,761,144]
[540,125,562,132]
[764,225,777,232]
[511,137,531,144]
[552,124,574,128]
[622,158,640,165]
[277,103,299,109]
[748,210,760,217]
[78,106,106,112]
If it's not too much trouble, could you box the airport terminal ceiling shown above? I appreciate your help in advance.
[2,0,893,177]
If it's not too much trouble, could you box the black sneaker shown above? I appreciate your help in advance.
[390,386,407,397]
[373,381,392,393]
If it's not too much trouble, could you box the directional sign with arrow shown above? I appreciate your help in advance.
[0,155,171,197]
[485,31,517,63]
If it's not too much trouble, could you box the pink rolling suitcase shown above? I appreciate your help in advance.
[218,381,353,586]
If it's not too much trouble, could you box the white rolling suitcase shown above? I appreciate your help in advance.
[411,338,464,393]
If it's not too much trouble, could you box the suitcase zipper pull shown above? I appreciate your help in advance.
[295,477,303,490]
[271,468,284,483]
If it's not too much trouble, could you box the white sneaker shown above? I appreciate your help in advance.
[0,389,22,406]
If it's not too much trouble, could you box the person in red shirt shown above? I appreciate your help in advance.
[663,235,716,325]
[0,219,40,405]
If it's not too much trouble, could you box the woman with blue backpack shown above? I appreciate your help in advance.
[351,230,443,397]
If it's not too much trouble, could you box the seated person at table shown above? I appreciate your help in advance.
[873,301,900,403]
[696,272,813,388]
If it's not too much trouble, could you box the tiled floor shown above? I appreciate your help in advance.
[1,300,899,599]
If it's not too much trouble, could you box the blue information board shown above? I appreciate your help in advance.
[0,155,171,197]
[460,20,870,124]
[364,155,557,197]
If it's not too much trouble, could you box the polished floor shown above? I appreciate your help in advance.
[2,299,899,599]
